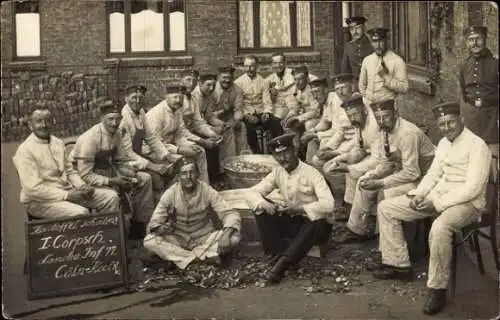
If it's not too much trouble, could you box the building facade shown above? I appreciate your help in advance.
[1,1,498,143]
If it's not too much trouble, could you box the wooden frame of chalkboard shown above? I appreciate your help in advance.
[25,212,129,300]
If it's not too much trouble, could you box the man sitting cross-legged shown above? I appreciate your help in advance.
[246,132,334,285]
[143,159,241,270]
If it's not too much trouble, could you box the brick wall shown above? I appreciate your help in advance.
[1,0,339,141]
[1,71,112,142]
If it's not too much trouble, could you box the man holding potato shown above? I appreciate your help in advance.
[374,102,492,315]
[328,99,434,244]
[14,107,121,219]
[144,159,241,270]
[246,132,334,285]
[70,101,155,240]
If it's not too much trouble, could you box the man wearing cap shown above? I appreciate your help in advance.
[120,85,182,202]
[190,73,228,182]
[458,25,499,166]
[213,66,248,156]
[70,101,155,239]
[265,53,318,129]
[323,94,379,171]
[144,159,241,270]
[283,65,321,133]
[330,99,435,244]
[181,70,219,142]
[300,77,335,162]
[147,84,210,183]
[14,107,121,219]
[341,16,373,84]
[374,102,492,315]
[309,73,358,168]
[359,28,408,106]
[246,132,334,285]
[234,55,278,154]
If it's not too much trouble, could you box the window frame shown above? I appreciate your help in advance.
[236,0,314,53]
[105,0,188,58]
[390,2,432,77]
[11,0,42,61]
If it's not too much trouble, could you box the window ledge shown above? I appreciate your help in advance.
[408,72,434,96]
[104,56,194,68]
[234,51,321,64]
[5,60,47,72]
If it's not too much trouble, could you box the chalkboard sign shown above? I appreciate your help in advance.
[26,212,129,300]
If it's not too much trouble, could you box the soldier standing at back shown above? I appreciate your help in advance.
[458,26,499,163]
[341,16,373,90]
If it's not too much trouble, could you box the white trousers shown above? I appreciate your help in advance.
[25,187,121,219]
[143,230,241,270]
[377,195,480,289]
[347,181,416,236]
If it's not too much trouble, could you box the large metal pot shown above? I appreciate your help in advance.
[221,154,280,189]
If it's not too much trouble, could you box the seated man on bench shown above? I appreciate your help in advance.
[14,107,120,219]
[246,132,334,285]
[144,159,241,270]
[374,102,492,315]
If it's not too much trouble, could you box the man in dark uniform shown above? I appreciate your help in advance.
[459,25,499,163]
[341,16,373,88]
[246,132,334,285]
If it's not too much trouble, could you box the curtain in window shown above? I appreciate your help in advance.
[239,1,254,48]
[131,4,164,52]
[296,1,311,47]
[260,1,291,48]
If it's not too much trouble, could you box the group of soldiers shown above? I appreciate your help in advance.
[13,15,498,317]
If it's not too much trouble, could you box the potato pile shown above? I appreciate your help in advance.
[226,159,272,173]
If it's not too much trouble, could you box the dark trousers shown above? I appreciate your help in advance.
[205,146,221,182]
[254,213,332,265]
[244,114,283,154]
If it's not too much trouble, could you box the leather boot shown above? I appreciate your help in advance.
[264,256,289,284]
[128,221,146,240]
[422,288,447,315]
[372,265,414,281]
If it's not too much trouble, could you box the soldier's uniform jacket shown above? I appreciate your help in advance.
[350,118,435,189]
[288,84,320,124]
[212,82,244,122]
[147,181,241,243]
[234,72,272,116]
[458,48,499,143]
[182,92,216,138]
[341,35,373,79]
[120,104,170,169]
[146,100,200,150]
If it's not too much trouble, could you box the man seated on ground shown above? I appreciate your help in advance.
[300,77,335,162]
[70,101,154,239]
[213,66,247,156]
[321,95,379,220]
[143,159,241,270]
[328,99,435,244]
[234,55,279,154]
[246,132,334,285]
[309,73,358,168]
[373,102,492,316]
[14,107,120,219]
[147,84,211,183]
[120,85,182,203]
